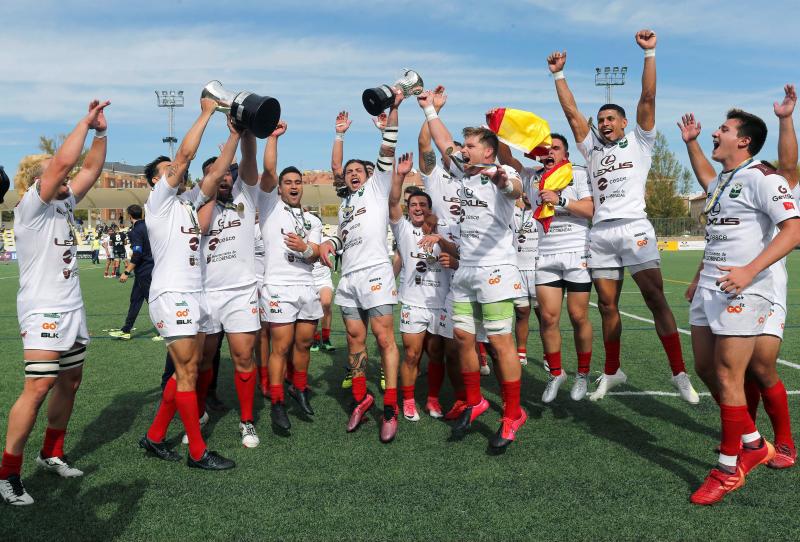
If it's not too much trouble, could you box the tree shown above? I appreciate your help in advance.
[645,131,691,218]
[39,134,90,172]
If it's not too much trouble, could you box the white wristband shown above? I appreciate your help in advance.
[302,246,314,259]
[558,196,570,208]
[335,133,344,141]
[94,129,107,139]
[423,105,438,122]
[644,48,656,58]
[500,181,514,195]
[553,71,565,81]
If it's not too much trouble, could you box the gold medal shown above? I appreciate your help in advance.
[236,202,245,214]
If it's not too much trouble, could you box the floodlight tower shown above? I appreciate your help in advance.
[155,90,185,159]
[594,66,627,104]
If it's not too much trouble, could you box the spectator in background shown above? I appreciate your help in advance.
[109,205,152,340]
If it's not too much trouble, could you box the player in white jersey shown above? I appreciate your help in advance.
[548,30,699,403]
[511,197,538,366]
[0,100,108,507]
[253,209,271,396]
[193,128,261,449]
[418,91,527,449]
[498,134,595,402]
[310,217,336,353]
[390,153,459,424]
[259,122,323,431]
[137,100,238,471]
[319,92,404,442]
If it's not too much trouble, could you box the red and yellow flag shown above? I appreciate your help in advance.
[532,160,573,233]
[486,108,551,158]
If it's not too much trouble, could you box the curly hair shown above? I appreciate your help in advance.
[14,154,53,196]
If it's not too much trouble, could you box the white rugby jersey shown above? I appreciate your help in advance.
[699,162,799,302]
[422,164,462,227]
[577,124,656,224]
[768,182,800,309]
[337,169,392,275]
[146,177,208,302]
[452,164,520,266]
[512,206,537,271]
[523,165,592,255]
[259,189,322,285]
[201,180,259,292]
[254,220,265,283]
[15,182,83,320]
[311,214,332,283]
[391,217,453,308]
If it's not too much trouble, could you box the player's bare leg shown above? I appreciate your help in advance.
[257,322,270,396]
[370,314,400,442]
[4,351,60,456]
[226,331,259,447]
[538,286,568,403]
[566,290,593,400]
[268,323,294,430]
[344,316,373,432]
[514,303,531,366]
[287,320,317,416]
[400,331,426,421]
[452,327,488,435]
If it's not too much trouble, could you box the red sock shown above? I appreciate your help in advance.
[427,362,445,399]
[0,452,23,479]
[270,384,285,404]
[744,379,761,423]
[603,340,621,375]
[517,346,527,358]
[286,358,295,382]
[147,378,177,442]
[462,371,482,406]
[658,332,686,375]
[196,368,214,415]
[314,331,321,342]
[384,387,398,409]
[761,380,794,445]
[478,343,487,357]
[175,390,206,461]
[719,404,749,457]
[352,375,367,402]
[40,427,66,459]
[234,369,256,422]
[501,379,522,419]
[456,388,467,402]
[322,328,331,341]
[401,385,415,401]
[545,351,562,376]
[292,370,308,392]
[577,351,592,374]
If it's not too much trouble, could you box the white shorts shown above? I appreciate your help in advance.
[536,251,591,284]
[19,307,90,352]
[202,284,260,334]
[689,288,772,336]
[261,283,324,324]
[313,264,334,293]
[334,263,397,310]
[399,303,453,339]
[513,269,537,306]
[762,303,786,340]
[149,291,210,338]
[589,218,660,269]
[451,264,523,304]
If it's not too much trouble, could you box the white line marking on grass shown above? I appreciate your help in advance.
[606,390,800,397]
[589,302,800,371]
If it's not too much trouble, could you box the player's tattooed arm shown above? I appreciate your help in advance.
[417,91,458,167]
[349,351,368,378]
[422,151,436,172]
[377,90,403,172]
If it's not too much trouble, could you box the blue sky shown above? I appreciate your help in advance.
[0,1,796,188]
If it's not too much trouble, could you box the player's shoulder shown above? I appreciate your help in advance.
[747,160,779,177]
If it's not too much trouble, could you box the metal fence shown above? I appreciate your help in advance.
[649,217,704,238]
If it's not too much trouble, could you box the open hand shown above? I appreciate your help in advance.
[774,84,797,119]
[678,113,702,143]
[335,111,351,134]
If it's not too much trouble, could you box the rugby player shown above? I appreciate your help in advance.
[109,224,127,278]
[319,90,404,441]
[260,121,323,429]
[498,135,594,402]
[1,99,109,506]
[677,104,800,504]
[390,152,458,423]
[310,216,336,353]
[137,100,238,470]
[511,195,538,366]
[547,30,699,403]
[418,90,527,448]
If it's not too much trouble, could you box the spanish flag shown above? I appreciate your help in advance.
[533,160,573,233]
[486,108,551,158]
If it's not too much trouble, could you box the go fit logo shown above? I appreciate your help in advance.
[488,276,501,285]
[175,309,190,317]
[726,304,744,314]
[41,322,58,330]
[370,284,382,292]
[636,239,648,247]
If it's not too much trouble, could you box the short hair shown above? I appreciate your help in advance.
[598,104,627,119]
[144,156,170,187]
[201,157,217,173]
[344,159,366,173]
[550,132,569,153]
[403,185,419,195]
[279,166,302,183]
[407,189,432,209]
[461,127,498,156]
[726,109,768,156]
[14,154,53,195]
[127,204,143,220]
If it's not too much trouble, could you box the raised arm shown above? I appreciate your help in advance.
[417,90,458,162]
[678,113,716,190]
[774,83,798,188]
[389,152,413,223]
[547,51,589,143]
[238,130,258,185]
[165,98,218,189]
[70,100,111,200]
[635,29,657,131]
[494,137,523,173]
[418,86,448,174]
[260,120,287,193]
[200,118,241,201]
[331,111,351,179]
[376,89,404,173]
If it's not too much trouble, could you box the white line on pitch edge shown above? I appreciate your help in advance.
[588,301,800,371]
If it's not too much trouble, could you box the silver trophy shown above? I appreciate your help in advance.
[201,80,281,139]
[362,69,424,116]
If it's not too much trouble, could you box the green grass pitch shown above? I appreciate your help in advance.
[0,251,798,541]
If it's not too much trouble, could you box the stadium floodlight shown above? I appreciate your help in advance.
[594,65,627,104]
[155,90,185,159]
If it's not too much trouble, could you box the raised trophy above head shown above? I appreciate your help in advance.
[362,69,424,116]
[201,81,281,139]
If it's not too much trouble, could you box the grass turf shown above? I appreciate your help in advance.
[0,251,798,541]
